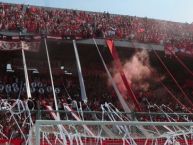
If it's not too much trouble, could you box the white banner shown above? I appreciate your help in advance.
[0,41,40,52]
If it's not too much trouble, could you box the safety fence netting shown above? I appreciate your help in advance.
[28,102,193,145]
[0,98,193,144]
[0,99,34,144]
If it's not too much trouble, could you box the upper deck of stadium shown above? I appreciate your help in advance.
[0,2,192,45]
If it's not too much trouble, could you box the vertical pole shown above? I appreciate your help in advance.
[35,122,40,145]
[21,42,32,99]
[44,38,60,119]
[73,40,87,102]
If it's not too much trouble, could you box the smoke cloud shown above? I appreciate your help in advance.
[110,50,162,98]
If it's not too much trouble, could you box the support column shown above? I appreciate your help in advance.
[21,42,32,99]
[44,38,60,119]
[73,40,87,102]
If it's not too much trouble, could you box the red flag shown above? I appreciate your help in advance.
[137,28,145,33]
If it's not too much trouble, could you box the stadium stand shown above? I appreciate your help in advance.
[0,2,193,145]
[0,3,193,46]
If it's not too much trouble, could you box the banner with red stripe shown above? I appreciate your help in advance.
[106,39,141,111]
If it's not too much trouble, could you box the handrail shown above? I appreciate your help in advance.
[0,109,192,116]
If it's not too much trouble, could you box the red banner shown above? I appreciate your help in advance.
[0,139,23,145]
[0,138,193,145]
[0,41,40,52]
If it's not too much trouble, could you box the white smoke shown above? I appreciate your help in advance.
[110,50,162,98]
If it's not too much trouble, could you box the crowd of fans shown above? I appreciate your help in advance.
[0,66,119,138]
[0,60,192,138]
[0,62,192,112]
[0,2,193,49]
[0,69,192,139]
